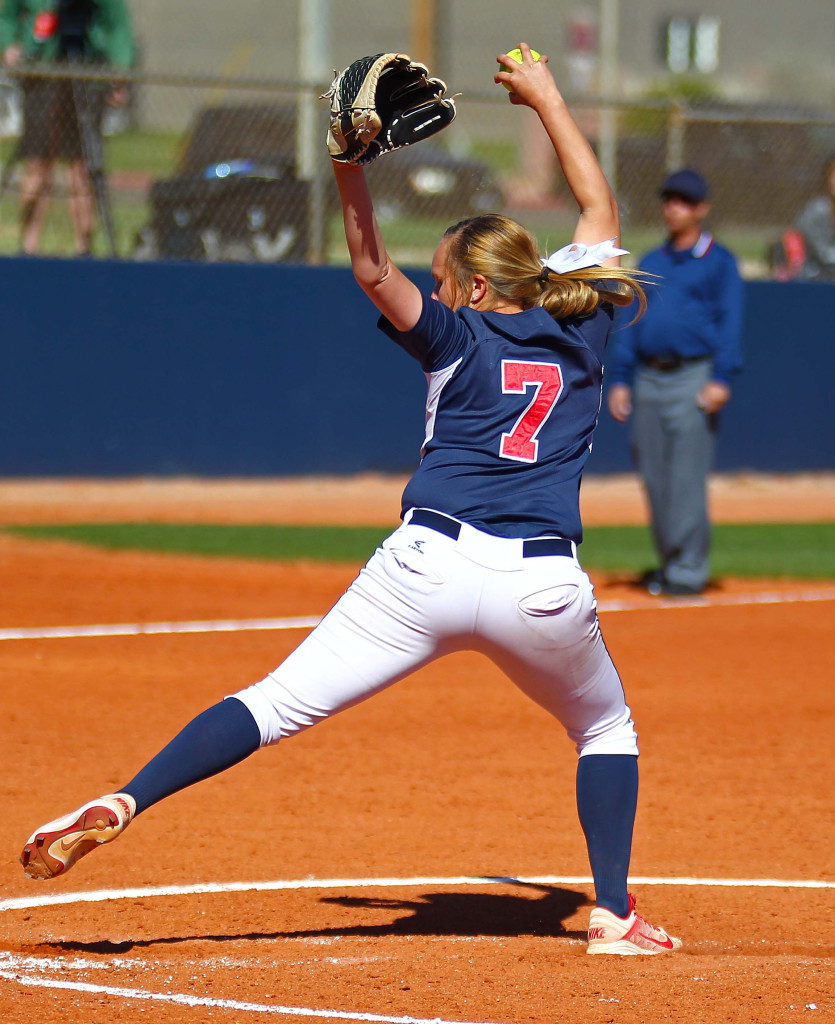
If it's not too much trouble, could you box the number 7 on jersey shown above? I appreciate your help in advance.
[499,360,565,463]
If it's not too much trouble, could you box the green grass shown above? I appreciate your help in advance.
[103,129,183,177]
[581,523,835,579]
[5,522,834,579]
[6,523,392,564]
[469,138,518,175]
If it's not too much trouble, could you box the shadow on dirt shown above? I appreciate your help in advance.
[36,880,591,953]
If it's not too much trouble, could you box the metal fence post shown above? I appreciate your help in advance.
[666,101,685,172]
[598,0,620,194]
[298,0,329,264]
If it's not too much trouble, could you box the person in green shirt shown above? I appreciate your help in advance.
[0,0,135,255]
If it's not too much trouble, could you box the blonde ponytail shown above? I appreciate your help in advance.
[442,215,647,322]
[539,265,647,321]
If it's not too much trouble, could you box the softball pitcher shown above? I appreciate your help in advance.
[21,45,681,956]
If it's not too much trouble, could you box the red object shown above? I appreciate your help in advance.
[782,229,806,269]
[773,229,807,281]
[32,10,58,41]
[568,18,597,54]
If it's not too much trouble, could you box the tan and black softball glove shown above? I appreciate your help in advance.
[323,52,456,165]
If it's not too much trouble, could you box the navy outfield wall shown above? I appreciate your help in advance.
[0,257,832,477]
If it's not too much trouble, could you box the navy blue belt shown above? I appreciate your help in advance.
[641,354,709,372]
[409,508,574,558]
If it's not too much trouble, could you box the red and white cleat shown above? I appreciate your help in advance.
[20,793,136,880]
[587,893,682,955]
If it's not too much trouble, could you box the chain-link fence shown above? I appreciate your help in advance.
[1,64,833,277]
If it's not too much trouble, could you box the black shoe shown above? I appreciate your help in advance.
[637,568,664,588]
[647,579,704,597]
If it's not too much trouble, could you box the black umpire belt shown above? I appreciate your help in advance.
[640,354,710,372]
[408,508,574,558]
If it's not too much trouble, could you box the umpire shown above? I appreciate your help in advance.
[606,169,744,596]
[0,0,135,255]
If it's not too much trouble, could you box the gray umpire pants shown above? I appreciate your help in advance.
[630,359,717,590]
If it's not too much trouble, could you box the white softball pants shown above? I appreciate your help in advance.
[232,509,638,757]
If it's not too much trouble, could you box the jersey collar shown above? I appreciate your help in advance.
[665,231,713,259]
[692,231,714,258]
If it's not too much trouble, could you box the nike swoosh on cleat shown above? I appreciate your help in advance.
[644,934,675,950]
[59,834,85,852]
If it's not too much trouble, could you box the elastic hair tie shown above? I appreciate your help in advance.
[539,266,551,284]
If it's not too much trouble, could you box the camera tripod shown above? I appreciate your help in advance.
[0,65,118,258]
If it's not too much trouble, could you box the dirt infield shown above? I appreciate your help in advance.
[0,470,832,526]
[0,474,832,1023]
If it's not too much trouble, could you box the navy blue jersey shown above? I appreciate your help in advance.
[379,294,615,542]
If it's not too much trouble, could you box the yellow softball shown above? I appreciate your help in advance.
[502,47,542,91]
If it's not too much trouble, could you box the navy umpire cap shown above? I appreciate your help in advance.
[660,169,709,203]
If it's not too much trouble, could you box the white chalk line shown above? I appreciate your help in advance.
[0,588,833,642]
[0,616,322,641]
[597,588,835,611]
[2,874,833,1022]
[2,873,833,915]
[0,967,497,1024]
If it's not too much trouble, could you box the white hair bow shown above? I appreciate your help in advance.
[540,238,629,277]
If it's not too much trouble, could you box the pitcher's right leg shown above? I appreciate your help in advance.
[231,533,460,746]
[20,532,460,881]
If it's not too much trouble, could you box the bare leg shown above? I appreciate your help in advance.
[19,157,54,254]
[66,158,95,254]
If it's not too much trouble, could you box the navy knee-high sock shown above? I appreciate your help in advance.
[122,697,262,815]
[576,753,638,918]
